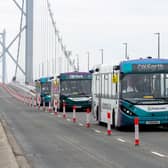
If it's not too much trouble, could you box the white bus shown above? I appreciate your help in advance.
[91,64,119,127]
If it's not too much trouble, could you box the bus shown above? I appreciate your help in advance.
[55,72,92,111]
[91,58,168,128]
[35,76,56,105]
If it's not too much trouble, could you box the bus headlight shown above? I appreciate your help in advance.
[120,105,137,116]
[88,97,92,102]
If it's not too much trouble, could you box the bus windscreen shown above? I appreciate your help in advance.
[41,83,51,95]
[60,79,91,96]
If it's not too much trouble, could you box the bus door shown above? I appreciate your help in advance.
[92,74,101,121]
[51,79,59,104]
[112,70,120,127]
[100,72,113,124]
[92,72,103,122]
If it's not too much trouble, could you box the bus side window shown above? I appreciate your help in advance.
[95,75,99,96]
[121,79,127,93]
[101,74,104,97]
[104,74,108,98]
[166,74,168,96]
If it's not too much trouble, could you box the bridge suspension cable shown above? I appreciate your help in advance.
[46,0,78,72]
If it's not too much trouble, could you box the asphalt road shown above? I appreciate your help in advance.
[0,85,168,168]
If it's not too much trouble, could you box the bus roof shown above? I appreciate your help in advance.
[60,72,90,75]
[36,76,54,83]
[91,64,113,73]
[59,72,92,80]
[120,58,168,73]
[121,58,168,64]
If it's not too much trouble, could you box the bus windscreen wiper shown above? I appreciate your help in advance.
[154,97,168,101]
[121,98,146,104]
[78,92,87,96]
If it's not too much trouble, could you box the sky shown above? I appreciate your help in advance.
[1,0,168,81]
[50,0,168,70]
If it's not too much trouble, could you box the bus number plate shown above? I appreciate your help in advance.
[76,106,81,108]
[146,121,160,125]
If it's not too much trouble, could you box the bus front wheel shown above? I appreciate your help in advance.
[112,110,115,128]
[96,107,99,121]
[96,106,102,125]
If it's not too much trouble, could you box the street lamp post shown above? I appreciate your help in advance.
[42,62,44,76]
[100,49,104,64]
[123,42,128,60]
[87,52,90,71]
[154,32,160,59]
[76,54,79,72]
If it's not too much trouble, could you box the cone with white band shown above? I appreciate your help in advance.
[34,97,36,111]
[23,95,26,104]
[134,117,140,145]
[38,96,41,111]
[63,102,66,118]
[107,112,112,135]
[29,97,31,106]
[43,99,45,112]
[31,96,33,107]
[54,99,58,115]
[48,101,52,112]
[72,105,77,123]
[86,108,91,128]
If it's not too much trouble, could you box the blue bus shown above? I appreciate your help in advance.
[92,58,168,128]
[35,76,54,105]
[56,72,92,111]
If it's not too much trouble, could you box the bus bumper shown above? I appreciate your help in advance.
[120,113,168,127]
[61,102,91,111]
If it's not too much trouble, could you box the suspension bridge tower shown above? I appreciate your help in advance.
[25,0,33,83]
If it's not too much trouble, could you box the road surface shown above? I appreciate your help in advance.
[0,85,168,168]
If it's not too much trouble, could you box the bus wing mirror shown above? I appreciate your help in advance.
[89,69,94,73]
[95,68,99,72]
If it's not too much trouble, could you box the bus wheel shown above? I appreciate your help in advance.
[97,107,102,125]
[112,110,115,128]
[96,107,99,121]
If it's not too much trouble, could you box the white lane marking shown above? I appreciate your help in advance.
[67,118,71,122]
[94,129,101,133]
[151,151,165,158]
[79,123,84,126]
[117,138,126,143]
[58,115,61,118]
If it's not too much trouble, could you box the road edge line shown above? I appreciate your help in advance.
[0,118,32,168]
